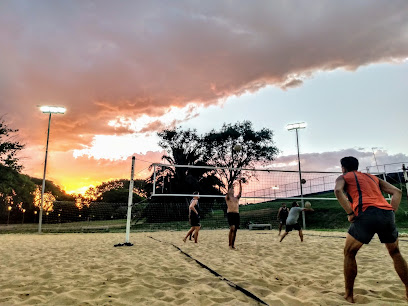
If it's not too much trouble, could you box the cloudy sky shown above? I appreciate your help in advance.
[1,0,407,194]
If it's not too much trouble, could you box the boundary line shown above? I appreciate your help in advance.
[148,236,269,306]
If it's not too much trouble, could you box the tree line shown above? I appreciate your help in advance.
[0,117,279,225]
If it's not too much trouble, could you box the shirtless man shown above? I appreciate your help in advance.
[225,179,242,249]
[183,192,201,243]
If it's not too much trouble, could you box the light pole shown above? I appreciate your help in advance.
[7,206,12,225]
[372,147,380,174]
[22,209,26,224]
[272,186,279,199]
[38,106,66,233]
[286,122,307,229]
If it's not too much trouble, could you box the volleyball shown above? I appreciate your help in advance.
[233,144,242,152]
[305,201,312,208]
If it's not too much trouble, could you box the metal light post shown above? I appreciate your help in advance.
[272,186,279,199]
[22,209,26,224]
[372,147,380,174]
[38,106,66,233]
[286,122,307,229]
[7,206,12,225]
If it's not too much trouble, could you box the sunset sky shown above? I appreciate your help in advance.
[0,1,407,194]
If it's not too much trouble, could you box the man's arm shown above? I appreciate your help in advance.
[379,179,402,211]
[277,207,282,219]
[334,176,354,216]
[237,180,242,198]
[302,208,314,212]
[189,200,198,214]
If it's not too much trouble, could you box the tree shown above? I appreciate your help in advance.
[203,121,279,190]
[0,164,36,223]
[0,118,36,223]
[147,128,222,199]
[30,177,75,201]
[0,117,24,171]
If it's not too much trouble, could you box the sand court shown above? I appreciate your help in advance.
[1,230,408,305]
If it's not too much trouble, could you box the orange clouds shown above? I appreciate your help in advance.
[1,1,407,151]
[1,1,408,192]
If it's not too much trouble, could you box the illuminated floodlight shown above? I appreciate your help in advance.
[286,122,307,131]
[40,106,66,114]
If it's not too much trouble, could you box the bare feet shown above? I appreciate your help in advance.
[183,238,186,243]
[344,294,355,303]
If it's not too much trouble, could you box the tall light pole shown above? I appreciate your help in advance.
[372,147,380,174]
[286,122,307,229]
[272,185,279,199]
[7,206,12,225]
[38,106,66,233]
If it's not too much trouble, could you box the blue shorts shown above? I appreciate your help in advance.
[348,206,398,244]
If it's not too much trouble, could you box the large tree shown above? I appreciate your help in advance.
[148,128,222,198]
[0,117,24,171]
[203,121,279,190]
[0,118,36,223]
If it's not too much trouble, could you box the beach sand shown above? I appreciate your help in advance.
[0,229,407,305]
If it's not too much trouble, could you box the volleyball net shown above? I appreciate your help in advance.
[1,160,406,234]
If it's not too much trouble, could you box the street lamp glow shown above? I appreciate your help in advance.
[286,122,307,131]
[40,106,66,114]
[8,206,12,211]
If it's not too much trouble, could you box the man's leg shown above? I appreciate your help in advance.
[278,222,283,235]
[344,234,364,303]
[298,229,304,242]
[280,231,288,242]
[193,226,200,243]
[183,227,195,242]
[385,240,408,299]
[231,228,238,249]
[229,225,235,248]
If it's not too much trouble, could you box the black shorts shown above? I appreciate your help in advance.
[286,223,301,232]
[348,206,398,244]
[227,212,240,228]
[190,213,200,227]
[279,219,287,225]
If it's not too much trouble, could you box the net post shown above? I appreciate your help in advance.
[125,156,135,244]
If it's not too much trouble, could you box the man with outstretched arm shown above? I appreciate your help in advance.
[225,179,242,249]
[334,156,407,303]
[279,201,313,242]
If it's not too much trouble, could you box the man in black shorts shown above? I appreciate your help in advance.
[334,156,408,303]
[280,201,313,242]
[225,179,242,249]
[277,203,289,236]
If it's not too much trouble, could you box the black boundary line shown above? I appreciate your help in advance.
[148,236,269,306]
[255,232,408,242]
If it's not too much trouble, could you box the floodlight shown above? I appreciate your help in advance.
[286,122,307,131]
[40,106,66,114]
